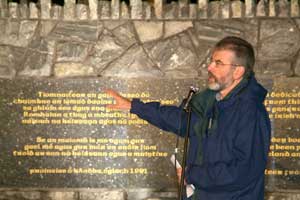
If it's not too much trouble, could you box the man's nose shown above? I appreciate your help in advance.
[207,62,214,72]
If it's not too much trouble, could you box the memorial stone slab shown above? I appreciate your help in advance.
[2,77,300,192]
[0,78,204,188]
[264,78,300,191]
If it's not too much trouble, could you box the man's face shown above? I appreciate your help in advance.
[207,50,239,92]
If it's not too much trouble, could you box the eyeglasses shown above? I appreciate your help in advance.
[208,58,240,68]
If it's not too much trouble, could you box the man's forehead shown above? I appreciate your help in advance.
[211,49,236,59]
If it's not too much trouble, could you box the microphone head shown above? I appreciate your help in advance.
[183,86,199,111]
[190,86,199,93]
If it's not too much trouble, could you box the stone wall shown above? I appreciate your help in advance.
[1,17,300,79]
[1,0,300,20]
[1,0,300,200]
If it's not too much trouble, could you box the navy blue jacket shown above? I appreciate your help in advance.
[130,76,271,200]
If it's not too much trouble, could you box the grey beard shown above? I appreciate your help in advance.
[208,82,222,91]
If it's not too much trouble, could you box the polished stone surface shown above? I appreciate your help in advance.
[1,77,300,191]
[0,78,203,188]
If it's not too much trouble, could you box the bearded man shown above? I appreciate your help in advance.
[106,36,271,200]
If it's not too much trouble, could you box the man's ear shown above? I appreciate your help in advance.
[233,66,245,80]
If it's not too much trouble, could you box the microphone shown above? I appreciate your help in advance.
[183,86,199,112]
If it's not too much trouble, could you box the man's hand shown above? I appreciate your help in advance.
[104,89,132,111]
[177,167,182,184]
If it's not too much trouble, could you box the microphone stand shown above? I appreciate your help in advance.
[179,106,192,200]
[178,87,197,200]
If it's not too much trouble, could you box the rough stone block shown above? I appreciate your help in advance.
[193,22,224,42]
[277,0,289,17]
[178,0,189,19]
[154,0,163,19]
[89,0,98,20]
[294,52,300,76]
[269,0,276,17]
[101,45,162,78]
[86,23,137,73]
[265,192,300,200]
[29,2,39,19]
[0,1,8,18]
[6,19,20,38]
[144,33,198,78]
[56,41,89,62]
[19,3,29,19]
[99,0,111,19]
[8,2,19,19]
[20,191,41,200]
[103,20,125,30]
[41,0,51,19]
[111,0,120,19]
[51,5,62,19]
[49,22,100,42]
[245,0,254,17]
[189,4,197,19]
[126,188,171,200]
[164,2,178,19]
[0,191,21,199]
[258,19,300,61]
[208,1,220,19]
[85,34,126,72]
[0,46,24,78]
[198,0,208,18]
[231,0,243,18]
[54,62,94,77]
[18,50,52,77]
[261,60,293,77]
[1,20,38,47]
[220,0,230,19]
[256,0,266,17]
[134,21,163,43]
[39,21,57,37]
[0,64,16,79]
[76,4,89,20]
[202,19,258,47]
[64,0,76,20]
[130,0,143,19]
[291,0,300,17]
[112,23,137,47]
[79,190,126,200]
[47,191,76,200]
[19,20,39,46]
[295,17,300,29]
[143,1,152,19]
[121,2,130,19]
[29,39,55,55]
[164,21,193,38]
[0,19,6,37]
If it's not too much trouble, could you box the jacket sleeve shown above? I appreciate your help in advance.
[130,98,198,137]
[188,102,271,191]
